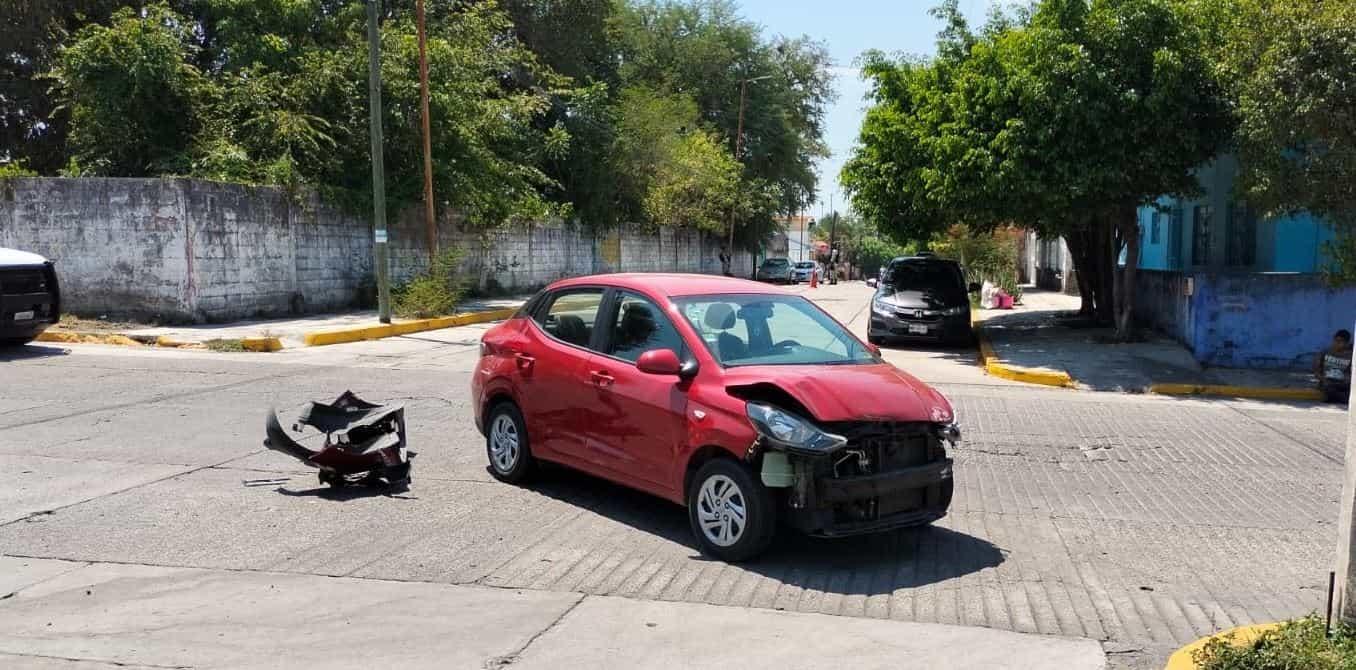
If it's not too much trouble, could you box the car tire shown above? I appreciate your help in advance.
[868,333,885,346]
[485,402,536,484]
[687,458,776,562]
[0,337,35,347]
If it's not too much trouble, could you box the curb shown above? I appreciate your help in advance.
[37,331,148,347]
[975,327,1076,388]
[1148,383,1324,402]
[302,307,520,347]
[241,337,283,352]
[1163,622,1283,670]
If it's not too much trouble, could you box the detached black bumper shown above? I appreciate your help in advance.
[785,458,954,538]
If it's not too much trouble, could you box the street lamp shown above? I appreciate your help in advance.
[728,74,775,265]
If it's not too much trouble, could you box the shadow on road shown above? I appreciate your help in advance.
[525,467,1004,591]
[273,484,416,501]
[0,344,71,361]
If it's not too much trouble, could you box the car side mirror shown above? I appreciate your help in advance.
[968,282,981,293]
[866,342,882,357]
[637,348,683,376]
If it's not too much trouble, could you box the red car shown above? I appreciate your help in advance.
[472,274,959,561]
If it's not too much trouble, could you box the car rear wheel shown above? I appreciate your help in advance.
[486,402,535,484]
[687,459,776,562]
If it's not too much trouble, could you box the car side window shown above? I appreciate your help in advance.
[608,292,686,363]
[534,289,605,350]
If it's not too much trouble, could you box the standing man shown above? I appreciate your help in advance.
[719,246,733,277]
[1315,329,1353,404]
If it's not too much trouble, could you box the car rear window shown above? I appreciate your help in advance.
[762,258,789,267]
[887,262,964,299]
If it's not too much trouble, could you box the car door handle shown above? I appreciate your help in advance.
[514,353,535,370]
[590,370,615,388]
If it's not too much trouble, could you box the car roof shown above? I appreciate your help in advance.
[888,255,958,266]
[547,273,794,298]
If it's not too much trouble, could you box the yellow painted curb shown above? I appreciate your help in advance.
[37,331,143,347]
[302,307,520,347]
[241,337,283,352]
[1149,383,1324,402]
[1164,622,1284,670]
[975,327,1076,388]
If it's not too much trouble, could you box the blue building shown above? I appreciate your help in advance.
[1133,154,1356,369]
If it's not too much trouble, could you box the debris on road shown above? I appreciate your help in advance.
[264,390,412,490]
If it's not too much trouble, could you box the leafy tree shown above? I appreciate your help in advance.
[844,0,1232,339]
[51,3,212,176]
[1201,0,1355,279]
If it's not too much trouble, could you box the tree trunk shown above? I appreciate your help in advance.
[1114,203,1140,342]
[1065,229,1096,316]
[1094,220,1116,325]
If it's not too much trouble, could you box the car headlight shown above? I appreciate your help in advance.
[941,305,967,316]
[872,297,893,314]
[746,402,847,454]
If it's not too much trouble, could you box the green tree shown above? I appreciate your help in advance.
[1208,0,1356,277]
[844,0,1232,339]
[51,3,212,176]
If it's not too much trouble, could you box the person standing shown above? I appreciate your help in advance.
[719,246,732,277]
[1315,329,1353,404]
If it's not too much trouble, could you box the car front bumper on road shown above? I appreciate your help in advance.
[1,263,60,341]
[869,305,971,344]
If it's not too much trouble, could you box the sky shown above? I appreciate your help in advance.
[734,0,989,218]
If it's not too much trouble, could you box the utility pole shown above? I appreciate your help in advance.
[1336,367,1356,622]
[366,0,391,324]
[416,0,437,258]
[828,192,838,283]
[729,74,772,273]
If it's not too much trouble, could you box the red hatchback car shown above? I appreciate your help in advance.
[472,274,959,561]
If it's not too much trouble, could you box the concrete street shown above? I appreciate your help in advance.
[1,281,1345,669]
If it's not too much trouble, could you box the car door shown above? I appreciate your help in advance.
[518,288,607,461]
[579,290,690,488]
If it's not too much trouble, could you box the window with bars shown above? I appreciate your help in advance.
[1226,202,1256,267]
[1192,205,1213,267]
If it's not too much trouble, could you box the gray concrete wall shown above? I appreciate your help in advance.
[0,178,751,322]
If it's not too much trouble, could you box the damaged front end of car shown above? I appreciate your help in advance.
[744,402,957,537]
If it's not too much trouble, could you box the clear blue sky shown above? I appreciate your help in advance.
[734,0,988,218]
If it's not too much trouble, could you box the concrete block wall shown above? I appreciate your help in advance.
[0,178,751,322]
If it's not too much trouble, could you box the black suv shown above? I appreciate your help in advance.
[868,255,976,347]
[1,248,61,346]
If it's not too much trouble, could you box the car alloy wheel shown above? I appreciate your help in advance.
[696,474,747,547]
[489,414,519,473]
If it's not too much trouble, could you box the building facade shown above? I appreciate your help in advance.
[1132,154,1354,370]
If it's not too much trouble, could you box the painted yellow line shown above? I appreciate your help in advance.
[1149,383,1324,402]
[1164,622,1283,670]
[975,326,1076,388]
[241,337,283,352]
[37,331,143,347]
[302,307,520,347]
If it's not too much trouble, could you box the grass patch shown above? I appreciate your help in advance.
[203,338,246,352]
[393,248,467,319]
[1195,616,1356,669]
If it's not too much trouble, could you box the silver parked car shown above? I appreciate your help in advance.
[756,257,795,284]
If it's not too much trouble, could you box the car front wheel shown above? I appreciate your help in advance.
[485,402,535,484]
[687,458,776,562]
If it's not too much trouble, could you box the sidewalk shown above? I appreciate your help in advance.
[978,289,1316,396]
[0,556,1106,669]
[48,296,527,350]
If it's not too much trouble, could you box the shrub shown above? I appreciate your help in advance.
[393,248,468,319]
[1194,615,1356,670]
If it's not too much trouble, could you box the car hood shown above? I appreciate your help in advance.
[0,247,48,266]
[878,289,961,310]
[723,363,954,424]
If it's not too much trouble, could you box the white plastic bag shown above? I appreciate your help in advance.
[980,280,997,309]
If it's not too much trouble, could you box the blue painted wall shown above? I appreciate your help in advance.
[1135,270,1356,369]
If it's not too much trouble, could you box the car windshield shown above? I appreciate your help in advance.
[794,261,815,269]
[887,262,965,302]
[761,258,789,267]
[677,294,875,367]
